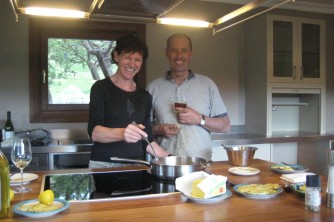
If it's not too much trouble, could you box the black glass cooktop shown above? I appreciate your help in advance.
[42,170,177,202]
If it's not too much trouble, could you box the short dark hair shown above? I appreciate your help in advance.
[166,33,192,50]
[111,34,148,63]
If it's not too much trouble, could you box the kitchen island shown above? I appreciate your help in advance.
[4,159,334,221]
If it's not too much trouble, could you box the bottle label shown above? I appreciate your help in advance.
[4,131,14,140]
[305,190,321,206]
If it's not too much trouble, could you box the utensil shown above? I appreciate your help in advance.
[11,137,32,193]
[110,156,211,180]
[131,121,157,158]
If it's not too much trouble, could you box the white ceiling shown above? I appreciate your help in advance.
[202,0,334,14]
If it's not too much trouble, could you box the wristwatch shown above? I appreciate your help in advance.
[199,114,206,126]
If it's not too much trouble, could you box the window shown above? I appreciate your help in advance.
[29,18,146,123]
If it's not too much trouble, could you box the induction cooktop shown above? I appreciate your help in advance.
[41,169,177,202]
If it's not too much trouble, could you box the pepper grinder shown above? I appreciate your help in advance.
[326,148,334,208]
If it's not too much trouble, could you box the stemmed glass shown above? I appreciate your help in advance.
[11,137,32,193]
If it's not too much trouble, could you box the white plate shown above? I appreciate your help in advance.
[271,164,309,174]
[233,184,283,200]
[228,167,260,176]
[181,189,232,204]
[13,198,70,218]
[10,173,38,186]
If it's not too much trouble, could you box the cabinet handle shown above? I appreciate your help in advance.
[293,66,296,79]
[43,69,46,84]
[300,66,303,80]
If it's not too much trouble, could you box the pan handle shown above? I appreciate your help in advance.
[110,157,151,167]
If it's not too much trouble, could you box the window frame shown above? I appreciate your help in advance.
[29,18,146,123]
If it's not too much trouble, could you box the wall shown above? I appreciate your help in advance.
[0,0,333,134]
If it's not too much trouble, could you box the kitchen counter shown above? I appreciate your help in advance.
[211,132,334,146]
[4,159,334,221]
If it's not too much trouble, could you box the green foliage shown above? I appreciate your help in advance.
[47,38,116,103]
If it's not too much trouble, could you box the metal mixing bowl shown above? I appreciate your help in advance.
[224,146,257,166]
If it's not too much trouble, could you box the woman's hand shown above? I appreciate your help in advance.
[124,123,147,143]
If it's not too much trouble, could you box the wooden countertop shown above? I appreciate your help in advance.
[4,159,334,221]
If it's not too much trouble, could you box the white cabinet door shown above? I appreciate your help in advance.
[267,15,326,84]
[212,144,272,162]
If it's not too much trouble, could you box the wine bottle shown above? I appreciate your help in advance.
[0,149,10,218]
[4,111,14,140]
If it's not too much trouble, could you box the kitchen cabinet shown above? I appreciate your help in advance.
[268,15,326,84]
[212,143,272,162]
[245,14,326,136]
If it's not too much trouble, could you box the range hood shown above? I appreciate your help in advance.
[10,0,184,23]
[10,0,331,33]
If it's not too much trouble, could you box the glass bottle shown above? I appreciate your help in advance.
[0,148,10,218]
[305,175,321,212]
[4,111,14,140]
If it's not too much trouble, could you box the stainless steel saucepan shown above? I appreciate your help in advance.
[110,156,212,180]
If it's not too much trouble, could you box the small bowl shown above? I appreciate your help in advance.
[224,146,257,166]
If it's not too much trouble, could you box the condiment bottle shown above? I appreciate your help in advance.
[326,148,334,208]
[305,175,321,212]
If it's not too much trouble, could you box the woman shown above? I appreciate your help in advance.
[87,34,169,168]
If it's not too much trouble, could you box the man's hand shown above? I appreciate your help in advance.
[176,106,202,125]
[153,124,181,138]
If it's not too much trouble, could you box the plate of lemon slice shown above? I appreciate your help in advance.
[13,198,69,218]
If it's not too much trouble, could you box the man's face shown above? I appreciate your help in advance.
[166,36,192,75]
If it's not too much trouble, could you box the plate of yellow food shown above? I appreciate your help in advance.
[228,167,260,176]
[289,183,306,197]
[13,198,69,218]
[233,183,283,199]
[182,189,232,204]
[271,164,308,174]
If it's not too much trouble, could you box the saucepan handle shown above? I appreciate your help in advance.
[110,157,151,167]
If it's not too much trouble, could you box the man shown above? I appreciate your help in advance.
[147,33,230,160]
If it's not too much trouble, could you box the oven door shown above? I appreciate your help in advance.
[49,152,91,170]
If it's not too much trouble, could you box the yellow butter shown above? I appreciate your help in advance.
[191,179,205,198]
[191,175,227,199]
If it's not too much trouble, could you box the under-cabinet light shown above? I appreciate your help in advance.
[157,18,212,28]
[22,7,87,18]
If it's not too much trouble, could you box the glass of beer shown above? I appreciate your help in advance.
[174,95,187,110]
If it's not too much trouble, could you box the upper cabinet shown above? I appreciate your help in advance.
[267,15,326,84]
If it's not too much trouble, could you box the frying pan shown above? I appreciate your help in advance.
[110,156,212,180]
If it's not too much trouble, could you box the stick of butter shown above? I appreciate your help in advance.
[191,175,227,198]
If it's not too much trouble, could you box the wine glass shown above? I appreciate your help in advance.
[11,137,32,193]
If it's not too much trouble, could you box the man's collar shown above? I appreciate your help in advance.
[165,70,195,80]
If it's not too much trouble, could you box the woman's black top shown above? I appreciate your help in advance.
[87,77,153,162]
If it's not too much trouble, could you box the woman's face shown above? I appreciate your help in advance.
[114,51,143,80]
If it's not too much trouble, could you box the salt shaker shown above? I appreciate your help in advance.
[326,148,334,208]
[305,175,321,212]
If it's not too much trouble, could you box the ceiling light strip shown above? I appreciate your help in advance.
[22,7,88,18]
[213,0,293,34]
[157,18,212,28]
